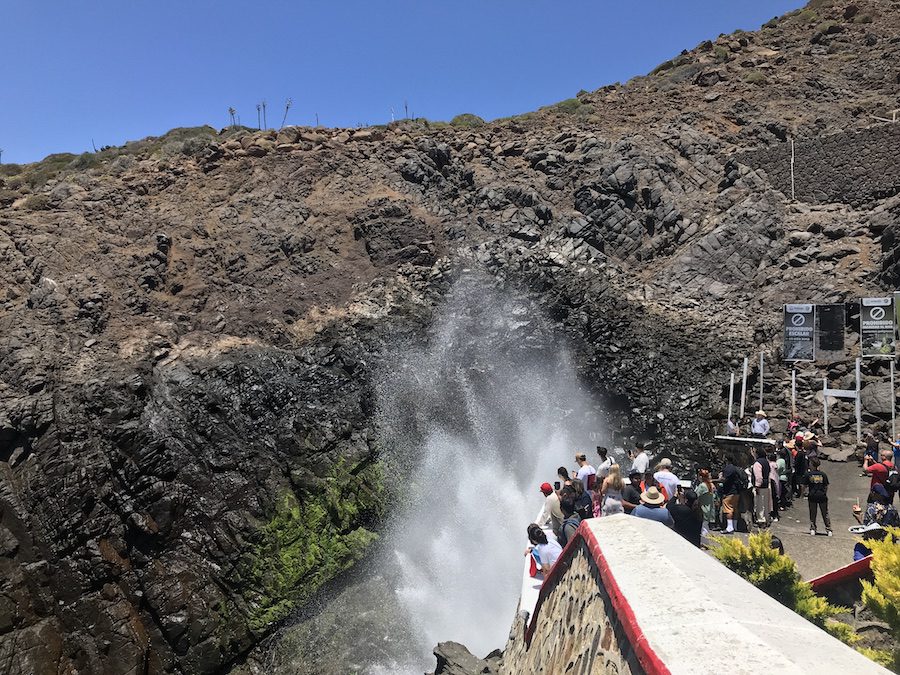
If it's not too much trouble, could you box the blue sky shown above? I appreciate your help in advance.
[1,1,804,164]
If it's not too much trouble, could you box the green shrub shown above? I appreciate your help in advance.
[744,71,768,85]
[554,98,583,114]
[650,59,676,75]
[450,113,485,128]
[710,533,848,626]
[861,526,900,670]
[22,194,50,211]
[794,8,819,24]
[0,189,19,205]
[854,13,874,23]
[714,45,730,61]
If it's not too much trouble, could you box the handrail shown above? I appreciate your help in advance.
[522,519,671,675]
[809,555,873,593]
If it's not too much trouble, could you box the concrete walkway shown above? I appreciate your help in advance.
[739,460,871,580]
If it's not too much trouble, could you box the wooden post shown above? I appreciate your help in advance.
[740,357,749,419]
[728,372,735,427]
[855,357,862,444]
[823,377,829,436]
[791,370,797,418]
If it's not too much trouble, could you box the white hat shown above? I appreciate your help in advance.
[849,523,884,534]
[755,410,767,417]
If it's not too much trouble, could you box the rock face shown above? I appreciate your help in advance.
[1,1,900,672]
[431,642,501,675]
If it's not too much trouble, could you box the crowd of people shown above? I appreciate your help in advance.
[525,417,900,575]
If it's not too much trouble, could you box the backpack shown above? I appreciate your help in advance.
[559,517,581,547]
[886,469,900,494]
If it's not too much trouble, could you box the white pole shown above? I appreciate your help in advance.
[791,369,797,417]
[823,377,829,436]
[856,357,862,444]
[728,372,735,427]
[892,360,896,440]
[740,356,749,419]
[758,351,764,412]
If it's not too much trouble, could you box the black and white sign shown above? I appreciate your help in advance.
[783,304,814,361]
[860,297,895,357]
[817,303,845,352]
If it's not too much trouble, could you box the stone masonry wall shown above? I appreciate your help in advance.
[500,543,640,675]
[734,123,900,206]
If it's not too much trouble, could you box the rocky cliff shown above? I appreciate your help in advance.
[1,1,900,672]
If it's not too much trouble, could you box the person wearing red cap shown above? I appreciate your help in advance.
[537,482,563,539]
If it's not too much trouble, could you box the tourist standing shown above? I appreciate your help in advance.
[632,487,674,527]
[777,447,791,510]
[751,410,770,437]
[575,453,597,492]
[751,447,771,527]
[695,468,717,532]
[558,498,582,548]
[864,450,895,492]
[768,452,781,523]
[621,470,643,513]
[805,457,833,536]
[596,446,613,480]
[667,489,703,547]
[629,442,650,476]
[537,482,564,539]
[721,458,744,533]
[653,459,680,503]
[599,464,625,511]
[792,438,808,499]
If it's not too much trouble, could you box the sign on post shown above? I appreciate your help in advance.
[817,303,845,352]
[783,304,815,361]
[860,297,895,358]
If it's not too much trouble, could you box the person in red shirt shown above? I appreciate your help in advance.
[864,449,895,490]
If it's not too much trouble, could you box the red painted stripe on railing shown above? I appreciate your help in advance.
[809,555,872,593]
[523,520,671,675]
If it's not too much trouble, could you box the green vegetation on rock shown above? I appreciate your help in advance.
[450,113,485,128]
[238,459,385,633]
[553,98,584,115]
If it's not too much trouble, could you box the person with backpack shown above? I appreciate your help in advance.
[720,457,746,533]
[751,447,772,527]
[777,446,792,510]
[558,497,582,548]
[565,480,593,521]
[805,457,833,536]
[792,438,808,499]
[864,449,895,494]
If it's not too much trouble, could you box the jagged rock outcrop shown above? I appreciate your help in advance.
[2,1,900,672]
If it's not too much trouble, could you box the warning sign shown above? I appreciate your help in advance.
[784,304,814,361]
[861,297,895,357]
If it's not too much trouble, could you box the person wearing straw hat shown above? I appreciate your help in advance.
[750,410,770,438]
[632,486,674,528]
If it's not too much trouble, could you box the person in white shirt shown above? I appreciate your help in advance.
[537,482,563,538]
[526,524,562,575]
[751,410,770,437]
[574,453,597,491]
[653,458,681,502]
[595,446,613,480]
[630,442,650,475]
